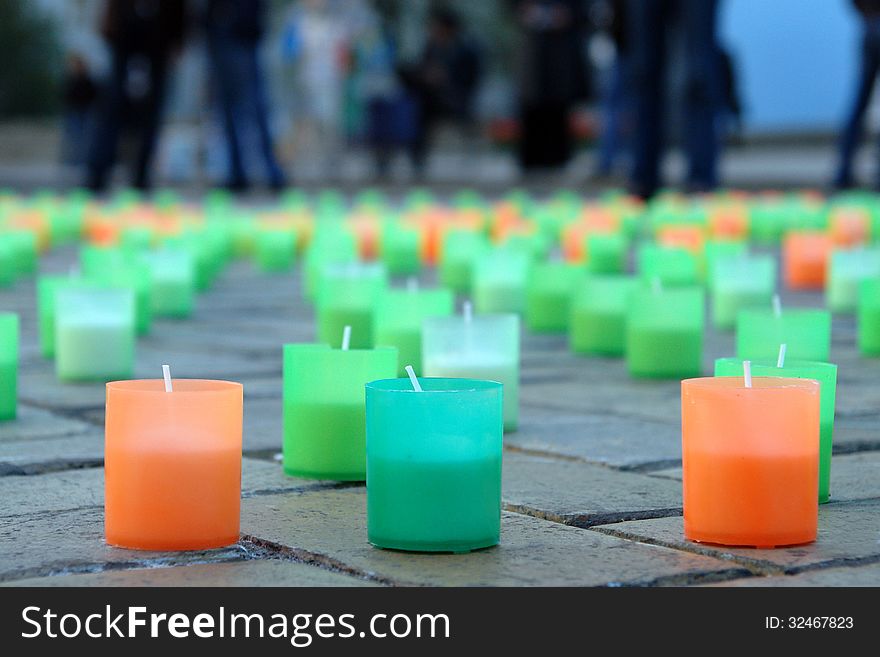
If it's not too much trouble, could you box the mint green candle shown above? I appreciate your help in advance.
[473,249,531,314]
[316,263,388,349]
[705,240,747,286]
[626,286,704,378]
[0,313,18,421]
[37,275,72,358]
[143,249,196,318]
[826,247,880,313]
[255,228,297,272]
[525,262,582,332]
[714,357,837,503]
[858,279,880,355]
[570,275,637,355]
[0,239,14,287]
[585,233,627,274]
[374,288,454,375]
[87,263,152,336]
[439,230,488,294]
[710,255,776,329]
[303,230,357,300]
[283,344,397,480]
[638,244,700,286]
[366,377,502,553]
[379,223,421,275]
[55,287,135,381]
[736,308,831,361]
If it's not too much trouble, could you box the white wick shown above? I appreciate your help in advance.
[405,365,423,392]
[162,364,173,393]
[651,277,662,294]
[743,360,753,388]
[341,325,351,351]
[776,343,787,369]
[772,293,782,318]
[407,277,418,292]
[463,300,473,323]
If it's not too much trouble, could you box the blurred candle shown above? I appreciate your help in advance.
[858,279,880,355]
[104,378,243,550]
[626,286,704,378]
[144,249,196,318]
[283,343,397,480]
[36,275,71,358]
[316,263,388,349]
[584,233,627,274]
[783,231,830,290]
[379,222,421,276]
[681,376,819,547]
[710,255,776,329]
[570,275,637,356]
[0,313,18,421]
[473,248,531,314]
[439,230,487,295]
[55,287,135,381]
[374,287,454,375]
[826,247,880,313]
[736,307,831,361]
[423,312,519,431]
[525,262,582,333]
[637,244,700,287]
[254,227,297,272]
[366,377,502,553]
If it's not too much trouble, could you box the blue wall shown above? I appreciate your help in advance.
[721,0,860,134]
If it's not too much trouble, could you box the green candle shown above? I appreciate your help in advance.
[714,356,837,503]
[0,313,18,421]
[736,307,831,361]
[626,286,704,378]
[704,240,747,286]
[379,223,421,275]
[254,228,297,272]
[473,248,531,314]
[826,247,880,313]
[525,262,582,333]
[85,260,153,337]
[366,377,502,553]
[374,287,454,375]
[316,263,388,349]
[37,275,72,358]
[858,279,880,355]
[570,275,637,356]
[439,230,487,294]
[710,255,776,329]
[303,229,357,300]
[638,244,700,286]
[283,344,397,481]
[0,239,14,287]
[143,249,196,319]
[585,233,627,274]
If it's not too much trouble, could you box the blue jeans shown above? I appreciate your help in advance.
[835,18,880,188]
[628,0,721,197]
[207,35,285,188]
[597,58,629,175]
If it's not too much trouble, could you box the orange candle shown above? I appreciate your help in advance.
[681,376,819,548]
[105,378,243,550]
[783,231,830,290]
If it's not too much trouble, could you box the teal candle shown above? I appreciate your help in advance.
[826,247,880,313]
[525,262,582,333]
[54,287,135,381]
[858,279,880,355]
[638,244,700,286]
[366,377,502,553]
[736,308,831,361]
[283,344,397,480]
[422,313,519,431]
[714,357,837,503]
[626,286,704,378]
[374,287,454,375]
[87,263,152,336]
[0,313,18,421]
[316,263,388,349]
[710,255,776,329]
[570,275,637,355]
[473,249,531,314]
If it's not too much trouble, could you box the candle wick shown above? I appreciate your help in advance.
[463,300,473,323]
[772,293,782,318]
[405,365,423,392]
[162,364,173,393]
[743,360,753,389]
[776,343,787,369]
[341,325,351,351]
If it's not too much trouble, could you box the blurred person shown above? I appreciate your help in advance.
[85,0,188,192]
[60,53,98,167]
[512,0,589,171]
[717,45,743,142]
[834,0,880,189]
[595,0,630,178]
[204,0,286,192]
[399,8,482,173]
[628,0,722,198]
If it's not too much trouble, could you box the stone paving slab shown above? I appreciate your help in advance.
[0,405,94,442]
[501,452,681,526]
[648,451,880,502]
[707,562,880,587]
[0,433,103,475]
[2,559,377,587]
[593,497,880,575]
[240,489,745,586]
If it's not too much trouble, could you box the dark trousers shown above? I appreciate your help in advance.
[207,35,285,188]
[835,18,880,188]
[628,0,721,198]
[86,50,168,191]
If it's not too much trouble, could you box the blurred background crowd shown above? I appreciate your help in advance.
[1,0,879,197]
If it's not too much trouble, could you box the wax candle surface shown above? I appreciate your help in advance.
[255,229,296,272]
[783,231,830,290]
[715,358,836,503]
[473,249,530,314]
[0,313,18,421]
[736,308,831,361]
[144,249,196,318]
[858,279,880,355]
[366,377,502,553]
[570,275,636,355]
[438,231,487,294]
[710,255,776,329]
[525,262,582,333]
[638,244,699,286]
[374,288,453,375]
[104,379,243,550]
[826,248,880,313]
[585,233,627,274]
[283,344,397,480]
[681,377,819,547]
[626,286,704,378]
[316,263,388,349]
[37,275,71,358]
[55,287,135,381]
[422,314,520,431]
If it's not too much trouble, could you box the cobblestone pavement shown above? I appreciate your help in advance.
[2,246,879,587]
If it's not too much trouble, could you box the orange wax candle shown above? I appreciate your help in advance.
[104,379,243,550]
[681,376,819,548]
[783,231,830,290]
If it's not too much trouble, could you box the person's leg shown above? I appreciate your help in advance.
[628,0,667,198]
[597,59,624,175]
[244,45,286,189]
[133,56,169,191]
[681,0,721,192]
[838,23,880,188]
[209,37,248,189]
[85,51,126,191]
